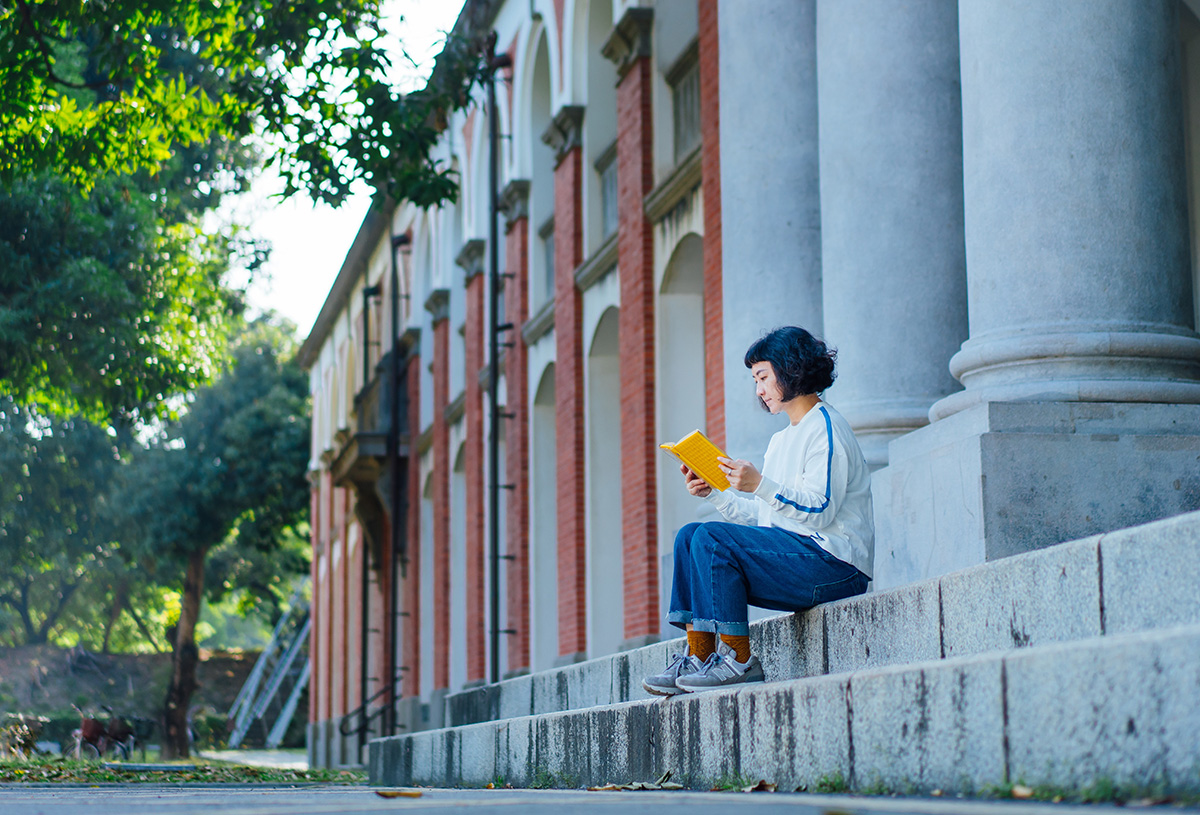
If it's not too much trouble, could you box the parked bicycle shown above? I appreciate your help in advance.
[68,706,136,761]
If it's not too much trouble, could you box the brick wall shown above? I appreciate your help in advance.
[432,318,451,691]
[699,0,726,450]
[616,52,659,642]
[505,217,531,674]
[464,272,486,682]
[554,146,587,660]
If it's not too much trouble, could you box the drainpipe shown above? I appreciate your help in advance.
[387,231,411,736]
[487,39,514,686]
[359,283,380,757]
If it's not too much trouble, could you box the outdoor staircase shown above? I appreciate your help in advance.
[227,581,312,749]
[369,511,1200,795]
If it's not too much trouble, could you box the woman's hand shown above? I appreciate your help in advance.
[680,464,712,498]
[718,456,763,493]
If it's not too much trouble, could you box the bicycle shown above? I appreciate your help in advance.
[68,706,136,761]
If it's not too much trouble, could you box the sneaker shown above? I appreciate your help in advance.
[674,640,765,692]
[642,652,703,696]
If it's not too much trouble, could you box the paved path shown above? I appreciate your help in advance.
[1,786,1193,815]
[199,749,308,770]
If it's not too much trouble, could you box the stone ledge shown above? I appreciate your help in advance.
[441,509,1200,730]
[372,624,1200,794]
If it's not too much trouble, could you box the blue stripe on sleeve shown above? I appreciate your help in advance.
[774,406,833,514]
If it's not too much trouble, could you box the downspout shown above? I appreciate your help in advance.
[359,282,380,757]
[387,230,410,736]
[487,39,514,685]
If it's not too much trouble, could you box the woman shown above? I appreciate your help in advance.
[643,326,874,694]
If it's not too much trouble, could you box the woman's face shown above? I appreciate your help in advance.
[751,361,785,413]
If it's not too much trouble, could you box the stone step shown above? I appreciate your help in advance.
[371,621,1200,795]
[445,509,1200,728]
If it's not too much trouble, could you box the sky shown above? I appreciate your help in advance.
[234,0,468,337]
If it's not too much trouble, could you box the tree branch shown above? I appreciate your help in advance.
[13,0,120,91]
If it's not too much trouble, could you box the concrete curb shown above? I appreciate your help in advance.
[444,510,1200,728]
[372,624,1200,795]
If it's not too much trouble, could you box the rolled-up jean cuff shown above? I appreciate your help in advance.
[690,617,748,636]
[667,610,692,630]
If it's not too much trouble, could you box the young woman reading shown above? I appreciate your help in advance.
[644,326,875,694]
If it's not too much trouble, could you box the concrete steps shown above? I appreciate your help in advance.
[370,510,1200,793]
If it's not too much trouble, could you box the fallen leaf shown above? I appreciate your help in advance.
[655,770,673,785]
[661,782,684,790]
[376,789,423,798]
[587,783,623,791]
[1011,785,1034,799]
[485,783,494,789]
[743,780,776,792]
[931,789,943,797]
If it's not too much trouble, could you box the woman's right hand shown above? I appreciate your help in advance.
[681,464,712,498]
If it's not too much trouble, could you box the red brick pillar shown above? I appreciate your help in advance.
[698,0,726,450]
[605,9,659,642]
[426,289,451,691]
[543,106,587,661]
[457,240,487,683]
[402,330,422,698]
[501,180,532,675]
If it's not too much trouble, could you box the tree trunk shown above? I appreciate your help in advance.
[162,549,205,759]
[102,587,126,654]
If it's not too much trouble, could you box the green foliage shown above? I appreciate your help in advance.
[119,316,311,588]
[0,171,243,424]
[812,771,848,793]
[0,399,123,644]
[0,754,366,784]
[0,0,489,208]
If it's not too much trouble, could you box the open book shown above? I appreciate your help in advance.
[660,430,730,492]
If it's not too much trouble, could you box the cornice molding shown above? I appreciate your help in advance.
[521,297,555,346]
[602,8,654,79]
[540,105,585,166]
[455,238,486,281]
[644,145,703,224]
[575,231,618,292]
[424,288,451,323]
[499,179,531,228]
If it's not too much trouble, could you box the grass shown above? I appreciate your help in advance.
[0,755,366,785]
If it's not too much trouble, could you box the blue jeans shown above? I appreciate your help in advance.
[667,521,869,636]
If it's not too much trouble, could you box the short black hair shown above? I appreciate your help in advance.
[744,326,837,407]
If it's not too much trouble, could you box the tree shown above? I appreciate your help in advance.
[119,316,311,758]
[0,172,243,424]
[0,398,123,645]
[0,0,488,207]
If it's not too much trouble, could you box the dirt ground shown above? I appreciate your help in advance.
[0,644,258,720]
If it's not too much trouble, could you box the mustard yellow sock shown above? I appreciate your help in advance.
[687,630,716,662]
[720,634,751,663]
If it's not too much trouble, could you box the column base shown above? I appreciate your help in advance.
[874,401,1200,590]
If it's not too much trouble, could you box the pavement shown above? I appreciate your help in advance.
[198,749,308,770]
[1,786,1196,815]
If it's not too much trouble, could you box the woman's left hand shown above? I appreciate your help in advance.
[717,456,762,493]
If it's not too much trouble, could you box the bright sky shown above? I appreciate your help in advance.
[236,0,468,337]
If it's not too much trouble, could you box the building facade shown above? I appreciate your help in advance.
[297,0,1200,768]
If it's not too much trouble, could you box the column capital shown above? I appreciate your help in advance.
[423,288,450,323]
[398,326,421,359]
[455,238,486,281]
[499,179,531,227]
[602,7,653,78]
[540,106,585,166]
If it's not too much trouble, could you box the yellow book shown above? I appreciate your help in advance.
[660,430,731,492]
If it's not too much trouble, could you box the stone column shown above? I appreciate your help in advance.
[817,0,967,468]
[455,239,486,684]
[717,0,822,462]
[935,0,1200,419]
[878,0,1200,589]
[698,0,725,450]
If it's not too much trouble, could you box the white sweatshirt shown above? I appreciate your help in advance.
[704,401,875,578]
